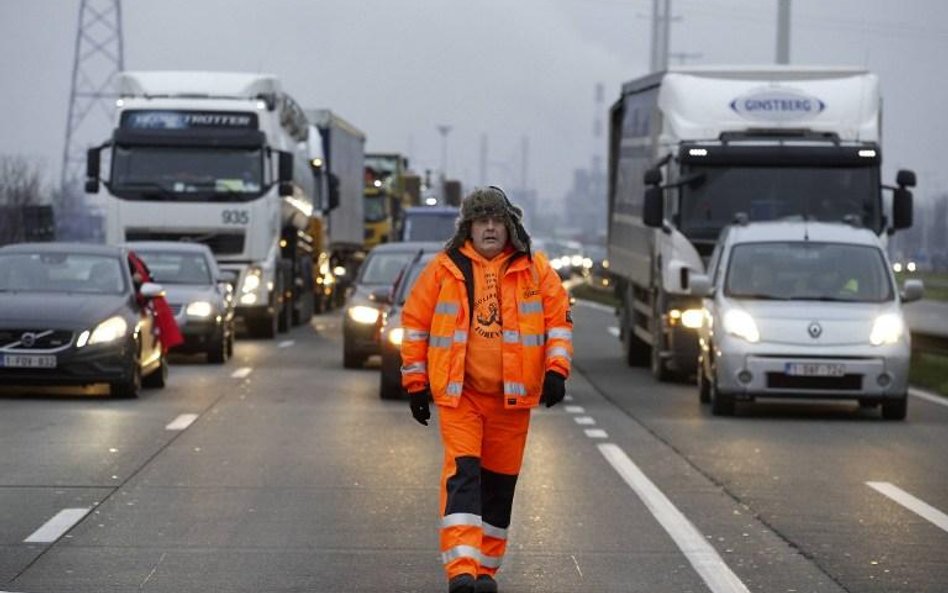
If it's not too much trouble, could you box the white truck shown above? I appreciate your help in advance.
[86,71,317,338]
[305,109,366,309]
[607,66,916,380]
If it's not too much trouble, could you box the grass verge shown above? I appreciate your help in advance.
[910,351,948,398]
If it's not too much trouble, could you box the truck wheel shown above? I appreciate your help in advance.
[650,336,672,382]
[881,395,908,420]
[620,301,649,367]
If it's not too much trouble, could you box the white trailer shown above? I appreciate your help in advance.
[86,71,317,338]
[607,65,916,380]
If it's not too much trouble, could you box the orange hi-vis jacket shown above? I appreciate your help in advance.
[401,241,572,408]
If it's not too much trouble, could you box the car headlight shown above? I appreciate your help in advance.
[870,313,904,346]
[186,300,214,318]
[723,309,759,343]
[388,327,404,345]
[77,315,128,347]
[348,305,380,324]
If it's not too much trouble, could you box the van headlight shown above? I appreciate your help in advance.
[870,314,904,346]
[348,305,380,324]
[77,315,128,347]
[723,309,759,343]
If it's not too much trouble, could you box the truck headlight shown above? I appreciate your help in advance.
[241,267,262,293]
[723,309,759,343]
[680,309,704,329]
[78,315,128,347]
[186,301,214,318]
[870,314,904,346]
[348,305,380,324]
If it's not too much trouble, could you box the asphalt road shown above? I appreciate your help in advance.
[0,304,945,593]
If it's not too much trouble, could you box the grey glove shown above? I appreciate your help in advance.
[541,371,566,408]
[409,388,431,426]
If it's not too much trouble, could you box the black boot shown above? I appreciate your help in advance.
[475,574,498,593]
[448,574,476,593]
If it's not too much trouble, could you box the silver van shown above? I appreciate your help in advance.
[691,221,923,419]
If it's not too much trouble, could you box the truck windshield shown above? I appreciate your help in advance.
[364,194,388,223]
[111,146,264,200]
[680,166,880,240]
[725,241,893,303]
[403,214,458,241]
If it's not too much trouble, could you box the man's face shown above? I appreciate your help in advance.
[470,215,508,259]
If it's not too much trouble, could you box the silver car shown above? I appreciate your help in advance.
[692,221,923,419]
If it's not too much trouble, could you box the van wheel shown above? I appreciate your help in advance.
[710,375,735,416]
[697,356,711,404]
[881,395,907,420]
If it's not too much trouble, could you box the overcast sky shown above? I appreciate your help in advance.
[2,0,948,204]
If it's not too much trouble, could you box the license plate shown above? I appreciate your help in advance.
[1,354,57,369]
[785,362,845,377]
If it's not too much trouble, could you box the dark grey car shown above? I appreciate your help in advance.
[0,243,167,398]
[126,241,236,364]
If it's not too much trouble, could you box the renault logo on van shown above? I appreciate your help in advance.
[730,89,826,122]
[807,322,823,339]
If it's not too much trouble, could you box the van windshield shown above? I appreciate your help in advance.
[725,241,893,303]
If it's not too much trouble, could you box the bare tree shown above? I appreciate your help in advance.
[0,155,46,245]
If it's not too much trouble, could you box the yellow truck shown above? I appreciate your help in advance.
[363,153,410,248]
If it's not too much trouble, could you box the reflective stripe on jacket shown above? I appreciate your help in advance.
[400,244,572,409]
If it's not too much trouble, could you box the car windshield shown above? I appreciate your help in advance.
[725,241,894,302]
[0,252,126,294]
[396,256,435,305]
[358,252,416,285]
[134,251,212,285]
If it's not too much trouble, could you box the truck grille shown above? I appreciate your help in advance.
[125,230,245,255]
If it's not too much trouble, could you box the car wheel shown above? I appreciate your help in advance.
[111,359,142,399]
[343,346,365,369]
[143,351,168,389]
[881,394,908,420]
[697,355,711,404]
[247,313,277,339]
[207,333,227,364]
[709,372,735,416]
[380,371,402,399]
[227,328,235,358]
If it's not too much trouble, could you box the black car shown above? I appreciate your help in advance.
[379,251,436,399]
[342,242,441,368]
[0,243,168,398]
[126,241,236,364]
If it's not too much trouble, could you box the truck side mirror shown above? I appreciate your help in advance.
[893,187,913,230]
[689,273,713,297]
[643,186,664,228]
[643,167,663,186]
[896,169,916,188]
[85,147,101,193]
[327,174,340,211]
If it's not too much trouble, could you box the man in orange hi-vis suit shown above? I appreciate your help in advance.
[401,186,572,593]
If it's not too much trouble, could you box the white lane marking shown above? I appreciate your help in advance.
[165,413,199,431]
[575,300,615,314]
[24,508,92,543]
[599,444,751,593]
[909,387,948,408]
[564,405,585,414]
[866,481,948,533]
[574,416,596,425]
[585,428,609,439]
[564,394,574,402]
[278,340,294,348]
[231,367,253,379]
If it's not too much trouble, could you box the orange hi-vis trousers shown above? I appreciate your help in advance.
[438,388,531,580]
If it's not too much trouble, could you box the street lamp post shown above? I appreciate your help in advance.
[437,124,452,180]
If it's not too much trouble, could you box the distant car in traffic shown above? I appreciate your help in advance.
[691,221,923,419]
[343,241,441,368]
[126,241,236,364]
[398,206,459,242]
[0,243,168,397]
[379,250,437,399]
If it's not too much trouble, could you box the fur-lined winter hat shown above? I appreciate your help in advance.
[445,186,531,255]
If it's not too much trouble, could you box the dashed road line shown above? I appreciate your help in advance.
[24,508,92,544]
[866,481,948,533]
[165,413,199,431]
[278,340,295,348]
[599,444,751,593]
[584,428,609,439]
[573,416,596,425]
[564,405,585,414]
[231,367,253,379]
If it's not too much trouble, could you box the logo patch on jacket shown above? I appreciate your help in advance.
[566,309,572,323]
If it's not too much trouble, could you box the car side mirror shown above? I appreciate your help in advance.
[690,273,713,297]
[139,282,165,299]
[369,287,392,306]
[901,279,924,303]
